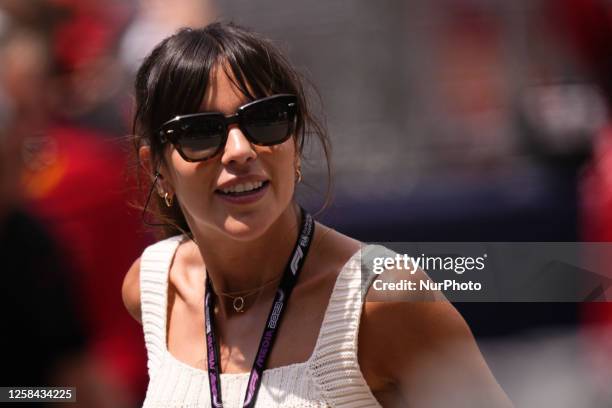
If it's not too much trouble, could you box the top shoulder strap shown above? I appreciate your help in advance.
[307,244,383,407]
[139,235,184,378]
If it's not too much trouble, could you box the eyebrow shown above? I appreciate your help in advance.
[198,106,236,116]
[198,98,251,116]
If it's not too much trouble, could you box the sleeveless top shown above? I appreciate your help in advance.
[139,235,383,408]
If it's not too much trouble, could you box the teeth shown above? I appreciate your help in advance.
[221,181,264,194]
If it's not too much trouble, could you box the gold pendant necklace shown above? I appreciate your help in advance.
[212,273,283,313]
[232,297,245,313]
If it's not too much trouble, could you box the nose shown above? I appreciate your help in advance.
[220,125,257,167]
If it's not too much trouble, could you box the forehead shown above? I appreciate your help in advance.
[199,64,250,115]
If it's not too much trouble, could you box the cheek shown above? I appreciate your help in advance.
[167,150,214,204]
[169,150,197,178]
[267,141,296,196]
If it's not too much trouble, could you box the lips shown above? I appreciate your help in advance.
[214,178,270,204]
[218,180,266,195]
[217,180,269,196]
[216,176,268,192]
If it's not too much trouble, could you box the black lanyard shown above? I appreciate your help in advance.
[204,208,315,408]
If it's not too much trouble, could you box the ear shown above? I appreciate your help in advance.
[139,145,174,195]
[294,151,301,171]
[294,151,303,184]
[138,145,155,178]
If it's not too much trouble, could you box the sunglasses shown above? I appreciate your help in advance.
[158,94,297,162]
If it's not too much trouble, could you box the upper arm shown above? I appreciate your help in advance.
[359,300,513,407]
[122,257,142,325]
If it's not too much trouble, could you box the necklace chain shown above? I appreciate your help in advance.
[207,272,283,312]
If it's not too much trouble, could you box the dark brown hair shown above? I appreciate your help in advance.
[132,22,332,238]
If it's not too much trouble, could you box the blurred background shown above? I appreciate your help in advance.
[1,0,612,406]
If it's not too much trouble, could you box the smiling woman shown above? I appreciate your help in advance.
[122,22,513,407]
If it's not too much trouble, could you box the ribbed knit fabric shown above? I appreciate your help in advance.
[139,235,382,408]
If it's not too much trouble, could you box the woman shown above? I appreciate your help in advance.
[122,22,512,407]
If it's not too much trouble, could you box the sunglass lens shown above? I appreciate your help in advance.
[242,99,294,145]
[178,118,225,160]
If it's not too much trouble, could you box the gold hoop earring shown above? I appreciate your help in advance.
[164,192,174,207]
[295,167,302,184]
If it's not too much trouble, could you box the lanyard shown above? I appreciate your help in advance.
[204,208,315,408]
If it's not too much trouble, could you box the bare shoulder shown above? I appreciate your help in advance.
[167,238,205,302]
[359,300,474,365]
[358,290,513,406]
[308,222,361,278]
[294,222,361,305]
[122,257,142,324]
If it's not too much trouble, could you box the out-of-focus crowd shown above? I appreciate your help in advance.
[0,1,214,406]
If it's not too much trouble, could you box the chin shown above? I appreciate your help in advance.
[218,210,276,241]
[190,198,294,242]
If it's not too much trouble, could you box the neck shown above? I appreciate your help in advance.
[193,203,302,315]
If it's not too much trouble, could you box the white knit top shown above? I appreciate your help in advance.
[139,235,383,408]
